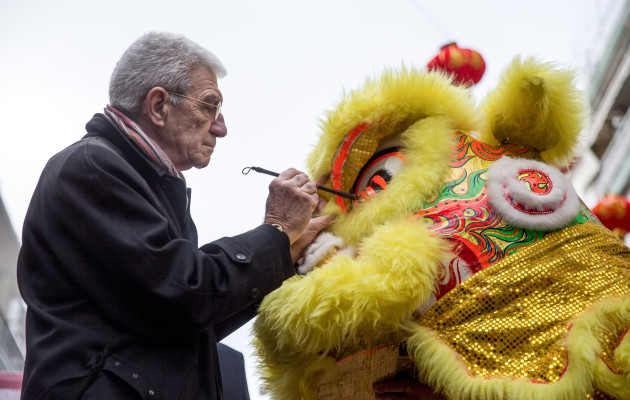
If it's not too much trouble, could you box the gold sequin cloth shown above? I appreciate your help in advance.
[417,222,630,383]
[316,223,630,399]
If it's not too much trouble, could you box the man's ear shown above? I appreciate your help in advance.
[144,87,169,128]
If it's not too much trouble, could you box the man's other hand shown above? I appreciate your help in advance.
[290,214,336,263]
[264,168,319,244]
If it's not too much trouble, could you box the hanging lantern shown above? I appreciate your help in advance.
[427,42,486,86]
[592,194,630,238]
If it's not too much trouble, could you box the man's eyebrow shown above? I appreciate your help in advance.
[203,94,222,103]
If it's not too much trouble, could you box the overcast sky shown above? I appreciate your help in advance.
[1,0,626,398]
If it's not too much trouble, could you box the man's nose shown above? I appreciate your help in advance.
[210,113,227,137]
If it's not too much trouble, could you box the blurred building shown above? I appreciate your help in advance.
[571,0,630,207]
[0,193,24,399]
[0,195,24,373]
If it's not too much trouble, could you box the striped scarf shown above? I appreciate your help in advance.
[104,105,179,177]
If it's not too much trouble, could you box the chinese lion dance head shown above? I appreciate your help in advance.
[254,57,630,400]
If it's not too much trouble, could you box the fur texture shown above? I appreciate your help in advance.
[296,232,354,275]
[252,58,621,400]
[255,217,449,400]
[256,217,448,356]
[308,66,480,181]
[476,57,588,168]
[486,156,580,231]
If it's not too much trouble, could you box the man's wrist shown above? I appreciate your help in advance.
[269,223,284,233]
[267,223,291,241]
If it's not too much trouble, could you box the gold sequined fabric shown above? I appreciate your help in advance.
[315,223,630,399]
[418,223,630,383]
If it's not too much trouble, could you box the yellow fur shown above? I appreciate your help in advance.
[252,341,327,400]
[331,116,460,245]
[254,217,449,399]
[255,217,448,355]
[253,58,611,399]
[308,66,480,180]
[308,68,482,245]
[477,57,588,168]
[616,325,630,373]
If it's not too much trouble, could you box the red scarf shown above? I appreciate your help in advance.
[104,105,180,177]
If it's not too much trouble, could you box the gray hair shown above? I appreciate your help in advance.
[109,31,227,117]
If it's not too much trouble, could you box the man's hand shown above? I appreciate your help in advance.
[289,173,335,263]
[264,168,319,244]
[290,214,336,264]
[373,380,446,400]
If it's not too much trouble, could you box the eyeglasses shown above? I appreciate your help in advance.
[166,91,222,120]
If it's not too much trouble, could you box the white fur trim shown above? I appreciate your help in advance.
[486,156,580,231]
[297,232,349,275]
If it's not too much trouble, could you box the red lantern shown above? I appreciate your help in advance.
[592,194,630,238]
[427,42,486,86]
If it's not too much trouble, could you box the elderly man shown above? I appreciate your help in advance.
[17,32,331,400]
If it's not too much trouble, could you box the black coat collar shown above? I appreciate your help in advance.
[83,113,194,242]
[84,113,169,181]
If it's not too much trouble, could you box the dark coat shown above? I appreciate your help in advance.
[17,114,294,400]
[217,344,250,400]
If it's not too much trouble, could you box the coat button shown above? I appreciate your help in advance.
[251,288,260,299]
[132,373,138,379]
[149,390,155,396]
[236,253,247,261]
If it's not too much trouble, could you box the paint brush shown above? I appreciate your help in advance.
[242,166,359,200]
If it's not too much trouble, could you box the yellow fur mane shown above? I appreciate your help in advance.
[476,57,588,168]
[309,66,481,245]
[252,58,614,400]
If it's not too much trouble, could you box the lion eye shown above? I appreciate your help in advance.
[353,148,405,200]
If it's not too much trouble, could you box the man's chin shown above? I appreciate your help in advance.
[193,158,211,169]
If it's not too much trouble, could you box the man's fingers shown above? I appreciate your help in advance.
[312,214,336,230]
[277,168,300,179]
[314,174,329,186]
[294,174,314,189]
[303,182,317,194]
[275,169,320,194]
[265,168,321,244]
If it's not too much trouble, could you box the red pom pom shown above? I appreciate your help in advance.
[427,42,486,86]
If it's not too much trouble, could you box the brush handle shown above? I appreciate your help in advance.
[242,166,359,200]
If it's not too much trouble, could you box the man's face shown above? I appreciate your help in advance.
[161,65,227,171]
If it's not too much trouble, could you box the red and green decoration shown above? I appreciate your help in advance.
[427,42,486,86]
[415,134,595,270]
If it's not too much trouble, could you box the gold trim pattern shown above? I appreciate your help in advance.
[418,223,630,383]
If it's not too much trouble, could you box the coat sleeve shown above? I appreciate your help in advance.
[21,138,294,340]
